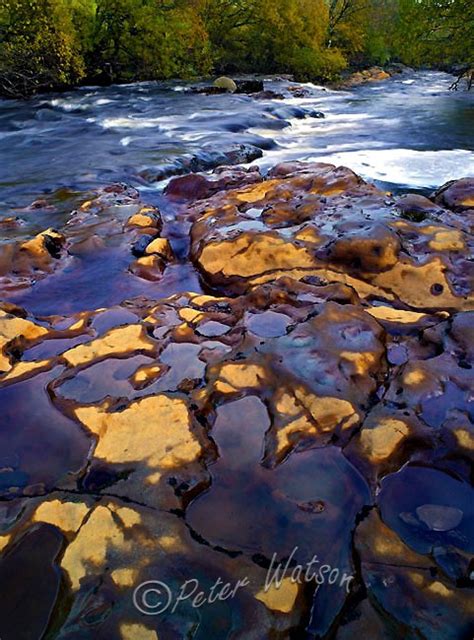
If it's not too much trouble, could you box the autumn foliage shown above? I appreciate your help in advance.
[0,0,472,97]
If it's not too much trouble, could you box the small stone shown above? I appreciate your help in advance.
[297,500,325,513]
[387,344,408,365]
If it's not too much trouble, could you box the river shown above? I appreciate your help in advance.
[1,70,473,216]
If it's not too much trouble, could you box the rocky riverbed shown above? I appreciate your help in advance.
[0,155,473,638]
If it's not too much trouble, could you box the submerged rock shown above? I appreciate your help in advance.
[235,79,265,93]
[355,510,473,640]
[0,185,176,301]
[0,524,64,640]
[253,89,285,100]
[140,143,263,183]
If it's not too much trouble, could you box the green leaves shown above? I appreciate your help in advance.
[0,0,472,97]
[0,0,85,97]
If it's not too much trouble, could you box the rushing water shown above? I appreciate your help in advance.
[1,70,473,216]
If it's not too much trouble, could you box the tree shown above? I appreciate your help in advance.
[0,0,85,97]
[87,0,211,81]
[362,0,399,64]
[198,0,346,79]
[391,0,474,68]
[1,0,472,97]
[327,0,366,41]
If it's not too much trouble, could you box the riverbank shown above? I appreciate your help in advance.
[0,63,430,100]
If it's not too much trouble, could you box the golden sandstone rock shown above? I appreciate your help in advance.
[130,362,164,387]
[334,66,392,89]
[129,254,166,281]
[120,624,158,640]
[0,310,48,372]
[33,499,90,534]
[0,165,473,639]
[432,176,474,211]
[0,536,11,552]
[144,237,174,260]
[198,233,315,278]
[20,229,66,265]
[61,503,139,590]
[126,206,162,229]
[62,324,155,367]
[0,186,168,294]
[0,358,52,383]
[190,163,474,311]
[74,395,201,472]
[255,578,300,613]
[358,417,410,463]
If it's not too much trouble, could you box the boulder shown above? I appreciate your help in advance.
[431,177,474,211]
[288,85,311,97]
[253,89,285,100]
[235,79,264,93]
[140,144,263,183]
[213,76,237,93]
[385,62,413,74]
[333,66,391,89]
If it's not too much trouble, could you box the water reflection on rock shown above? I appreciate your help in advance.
[0,161,473,638]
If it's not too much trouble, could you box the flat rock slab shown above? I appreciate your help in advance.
[0,162,473,638]
[189,162,474,311]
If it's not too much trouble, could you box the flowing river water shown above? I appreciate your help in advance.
[1,70,473,212]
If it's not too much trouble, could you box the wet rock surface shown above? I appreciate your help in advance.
[332,66,394,89]
[192,77,266,95]
[0,163,473,639]
[189,162,474,311]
